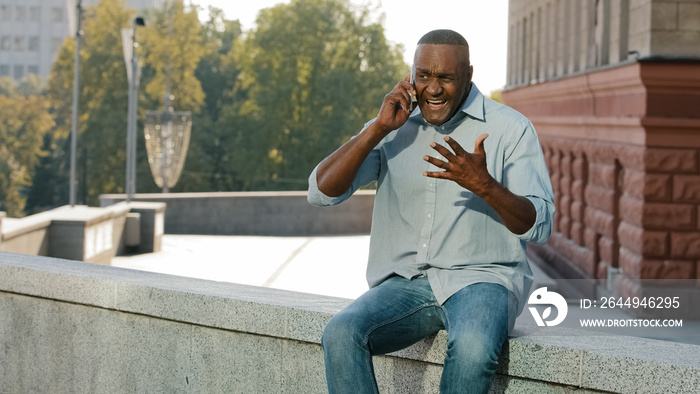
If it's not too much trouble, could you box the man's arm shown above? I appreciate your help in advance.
[316,76,416,197]
[423,134,537,235]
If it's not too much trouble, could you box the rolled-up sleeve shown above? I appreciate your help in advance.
[518,196,554,244]
[502,121,556,244]
[307,165,355,207]
[307,145,382,207]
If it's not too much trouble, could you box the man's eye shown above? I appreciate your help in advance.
[440,76,456,83]
[417,74,429,80]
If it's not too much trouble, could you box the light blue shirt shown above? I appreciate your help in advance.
[308,84,555,314]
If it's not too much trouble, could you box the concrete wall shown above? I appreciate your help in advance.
[2,252,700,393]
[99,191,375,236]
[0,202,164,264]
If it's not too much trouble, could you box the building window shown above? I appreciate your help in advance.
[29,37,39,52]
[1,5,11,21]
[0,65,9,77]
[15,37,24,52]
[28,65,39,76]
[52,7,63,22]
[14,65,24,79]
[30,6,40,22]
[1,36,10,51]
[15,6,25,21]
[52,38,64,54]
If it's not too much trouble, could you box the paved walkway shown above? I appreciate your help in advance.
[113,234,372,300]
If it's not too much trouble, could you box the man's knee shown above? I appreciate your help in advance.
[446,328,506,373]
[322,310,365,350]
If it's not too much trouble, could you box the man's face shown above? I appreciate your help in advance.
[413,44,472,126]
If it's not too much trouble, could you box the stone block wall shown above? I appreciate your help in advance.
[3,252,700,393]
[99,191,374,236]
[503,59,700,294]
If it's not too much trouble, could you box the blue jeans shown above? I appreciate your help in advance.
[322,276,517,394]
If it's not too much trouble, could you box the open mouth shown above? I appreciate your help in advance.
[425,99,447,108]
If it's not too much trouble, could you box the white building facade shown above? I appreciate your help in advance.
[0,0,163,82]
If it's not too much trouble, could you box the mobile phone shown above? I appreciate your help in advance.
[409,64,417,111]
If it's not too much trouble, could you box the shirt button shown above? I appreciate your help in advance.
[427,213,432,218]
[422,243,427,248]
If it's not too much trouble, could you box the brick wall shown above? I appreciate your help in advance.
[503,59,700,292]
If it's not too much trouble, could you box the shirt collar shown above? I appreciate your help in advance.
[460,82,485,122]
[409,82,485,123]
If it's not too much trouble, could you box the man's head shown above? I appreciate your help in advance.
[413,30,473,126]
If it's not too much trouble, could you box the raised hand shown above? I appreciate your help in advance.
[422,133,537,235]
[423,134,494,196]
[374,75,417,134]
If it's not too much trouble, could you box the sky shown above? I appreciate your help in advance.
[190,0,510,95]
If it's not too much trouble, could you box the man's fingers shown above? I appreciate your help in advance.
[443,136,466,156]
[385,91,410,114]
[474,133,489,155]
[423,154,447,169]
[423,170,452,179]
[429,142,455,161]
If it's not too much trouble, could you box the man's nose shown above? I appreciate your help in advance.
[426,78,442,95]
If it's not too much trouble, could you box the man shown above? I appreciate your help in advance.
[307,29,554,393]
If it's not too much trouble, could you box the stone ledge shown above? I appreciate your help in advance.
[1,252,699,393]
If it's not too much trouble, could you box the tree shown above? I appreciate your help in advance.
[39,0,134,206]
[140,0,205,113]
[135,0,206,193]
[0,95,55,217]
[489,89,503,104]
[33,0,207,206]
[219,0,407,190]
[0,76,16,97]
[17,74,43,96]
[175,6,242,192]
[26,36,80,212]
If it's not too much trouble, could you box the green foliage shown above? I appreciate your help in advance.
[175,8,242,191]
[20,0,407,215]
[0,95,55,216]
[140,0,205,113]
[489,89,503,104]
[215,0,406,190]
[35,0,207,205]
[0,77,16,97]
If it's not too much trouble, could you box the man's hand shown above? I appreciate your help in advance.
[423,134,494,196]
[315,75,416,197]
[423,134,537,235]
[374,75,417,134]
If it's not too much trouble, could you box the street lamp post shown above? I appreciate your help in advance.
[68,0,82,207]
[125,17,145,202]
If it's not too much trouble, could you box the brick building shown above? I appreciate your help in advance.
[503,0,700,296]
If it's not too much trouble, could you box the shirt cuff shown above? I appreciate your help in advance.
[516,196,554,244]
[307,166,354,207]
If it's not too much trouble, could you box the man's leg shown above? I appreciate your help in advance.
[322,276,443,394]
[439,283,517,394]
